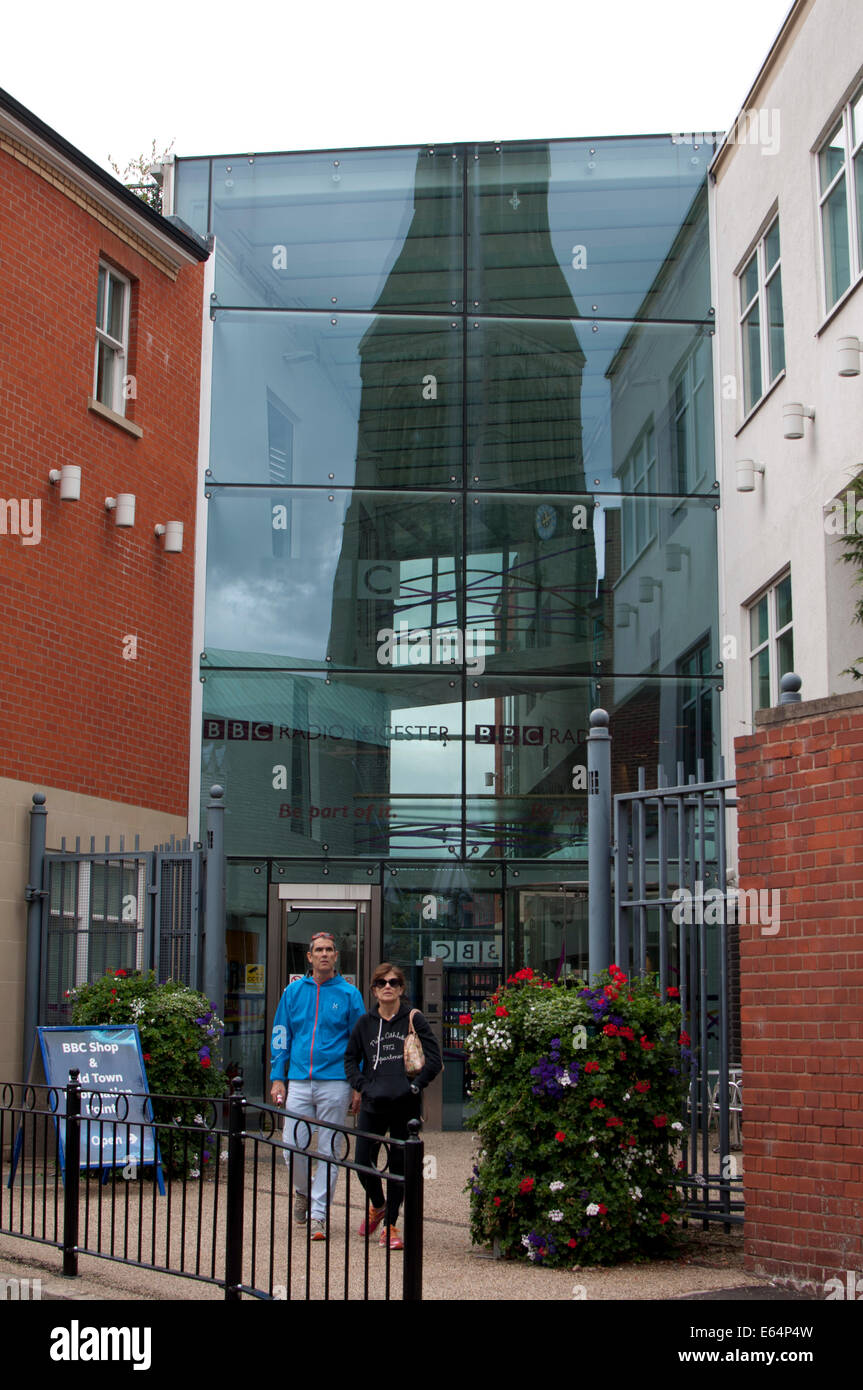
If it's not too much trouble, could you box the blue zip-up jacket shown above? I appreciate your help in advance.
[270,974,366,1082]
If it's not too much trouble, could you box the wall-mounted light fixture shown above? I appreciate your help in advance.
[638,576,661,604]
[154,521,184,553]
[615,603,637,629]
[782,403,815,439]
[105,494,136,527]
[48,465,81,501]
[837,336,861,376]
[736,459,765,493]
[665,543,690,572]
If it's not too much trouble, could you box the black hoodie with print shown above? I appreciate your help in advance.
[344,1000,442,1112]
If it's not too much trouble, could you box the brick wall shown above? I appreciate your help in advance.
[735,691,863,1290]
[0,143,204,816]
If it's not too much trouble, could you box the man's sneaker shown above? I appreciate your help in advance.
[310,1219,327,1241]
[294,1193,309,1225]
[379,1225,404,1250]
[359,1204,386,1237]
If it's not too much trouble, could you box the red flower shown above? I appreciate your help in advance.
[495,1006,509,1017]
[635,1080,650,1093]
[603,1023,619,1037]
[542,982,553,989]
[493,1196,501,1206]
[518,1177,534,1194]
[677,1160,686,1171]
[605,1117,622,1127]
[589,1098,605,1109]
[459,1013,472,1026]
[627,1136,637,1146]
[618,1051,627,1061]
[598,1203,607,1215]
[679,1031,691,1047]
[110,989,117,997]
[555,1131,566,1142]
[659,1212,670,1225]
[513,967,534,981]
[618,1027,634,1041]
[114,969,127,978]
[639,1036,655,1051]
[666,986,679,997]
[653,1114,667,1128]
[200,1056,212,1068]
[585,1060,600,1074]
[567,1238,577,1248]
[143,1054,151,1062]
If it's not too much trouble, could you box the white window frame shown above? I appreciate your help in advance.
[671,337,710,495]
[738,216,784,415]
[620,423,657,572]
[747,571,793,718]
[94,262,131,415]
[817,86,863,312]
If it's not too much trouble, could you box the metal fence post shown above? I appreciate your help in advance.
[402,1118,424,1301]
[224,1074,245,1301]
[587,708,612,980]
[62,1068,81,1277]
[203,785,226,1020]
[23,792,47,1077]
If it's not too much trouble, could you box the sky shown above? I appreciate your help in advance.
[2,0,795,169]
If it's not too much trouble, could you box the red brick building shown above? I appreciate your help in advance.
[0,89,209,1077]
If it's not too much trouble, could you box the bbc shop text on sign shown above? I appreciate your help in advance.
[38,1026,157,1170]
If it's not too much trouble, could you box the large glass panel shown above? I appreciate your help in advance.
[201,668,463,857]
[210,311,462,487]
[210,148,463,311]
[822,179,851,307]
[466,492,717,673]
[467,318,714,492]
[173,158,210,237]
[204,488,463,668]
[224,862,268,1097]
[468,138,714,319]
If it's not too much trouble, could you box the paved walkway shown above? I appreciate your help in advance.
[0,1131,812,1301]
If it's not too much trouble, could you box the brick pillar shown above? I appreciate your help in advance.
[735,692,863,1291]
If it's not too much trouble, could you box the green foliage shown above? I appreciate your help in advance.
[108,139,174,213]
[837,471,863,680]
[69,971,226,1175]
[465,966,689,1267]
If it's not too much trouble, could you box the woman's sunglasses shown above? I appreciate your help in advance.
[374,977,401,989]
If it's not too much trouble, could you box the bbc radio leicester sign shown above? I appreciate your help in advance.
[431,938,501,964]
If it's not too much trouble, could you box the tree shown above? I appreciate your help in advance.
[108,138,175,214]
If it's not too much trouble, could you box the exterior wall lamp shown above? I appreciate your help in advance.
[665,543,690,572]
[782,403,815,439]
[104,494,136,527]
[154,521,184,553]
[615,602,637,628]
[638,576,661,604]
[736,459,765,492]
[837,336,862,376]
[48,465,81,500]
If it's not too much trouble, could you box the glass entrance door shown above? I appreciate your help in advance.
[280,903,364,990]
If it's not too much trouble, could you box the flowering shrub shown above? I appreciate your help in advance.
[466,965,686,1267]
[69,971,226,1175]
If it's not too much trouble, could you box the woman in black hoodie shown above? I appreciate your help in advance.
[344,962,442,1249]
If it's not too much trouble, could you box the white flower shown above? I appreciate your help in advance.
[549,1180,564,1192]
[586,1203,600,1216]
[629,1186,642,1201]
[189,1168,200,1179]
[194,1113,204,1125]
[548,1209,563,1222]
[521,1234,530,1247]
[623,1092,631,1101]
[671,1121,683,1131]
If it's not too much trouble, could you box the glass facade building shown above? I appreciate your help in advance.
[174,137,721,1122]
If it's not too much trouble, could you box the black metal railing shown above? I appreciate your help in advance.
[1,1074,423,1300]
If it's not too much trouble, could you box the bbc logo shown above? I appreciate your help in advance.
[204,720,273,741]
[474,725,543,745]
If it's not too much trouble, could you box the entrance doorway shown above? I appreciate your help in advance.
[266,885,378,1024]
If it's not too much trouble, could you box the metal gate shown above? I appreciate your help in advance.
[39,838,204,1027]
[612,760,742,1225]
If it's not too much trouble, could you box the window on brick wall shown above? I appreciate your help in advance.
[817,86,863,311]
[94,262,131,414]
[748,571,793,716]
[739,216,785,414]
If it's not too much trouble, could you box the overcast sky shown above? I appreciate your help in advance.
[3,0,794,169]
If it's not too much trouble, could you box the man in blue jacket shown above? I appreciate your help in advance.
[270,931,365,1239]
